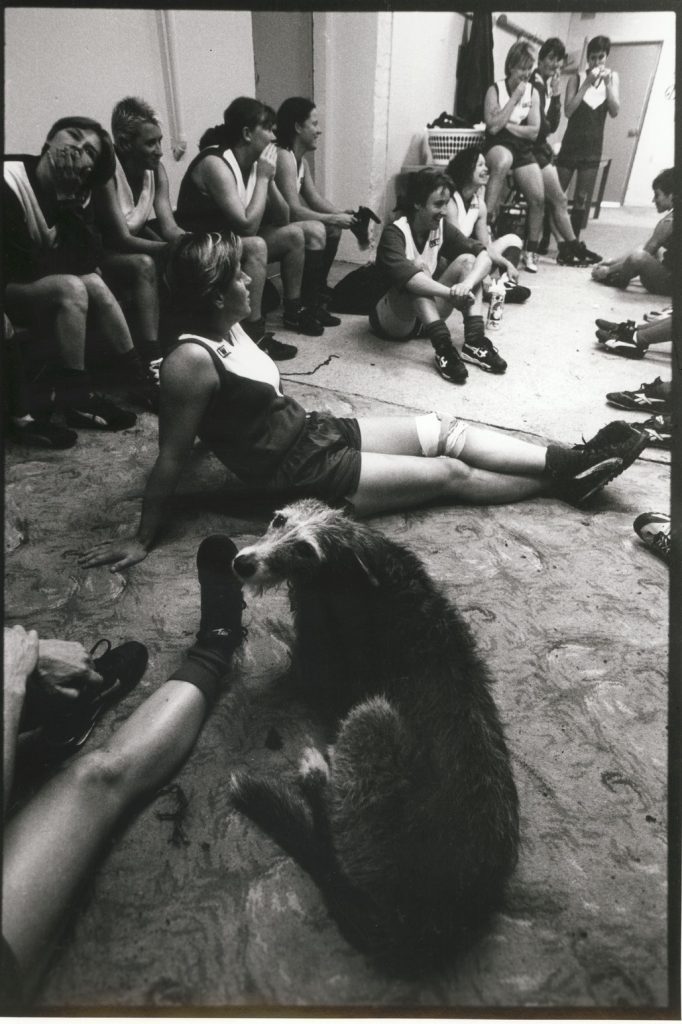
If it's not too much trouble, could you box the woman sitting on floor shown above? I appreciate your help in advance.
[482,40,544,273]
[94,96,186,373]
[275,96,358,298]
[371,167,507,385]
[444,147,530,305]
[3,115,158,434]
[79,231,645,573]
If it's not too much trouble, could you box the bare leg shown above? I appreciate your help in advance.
[513,163,545,244]
[484,145,514,222]
[349,451,545,517]
[100,253,160,351]
[260,224,305,301]
[81,273,134,355]
[572,163,600,233]
[5,276,89,369]
[240,235,268,322]
[2,679,208,991]
[541,165,576,243]
[295,219,326,252]
[636,314,672,345]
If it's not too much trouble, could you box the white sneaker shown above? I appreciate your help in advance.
[521,250,538,273]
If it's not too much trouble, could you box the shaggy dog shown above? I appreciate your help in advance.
[230,499,519,972]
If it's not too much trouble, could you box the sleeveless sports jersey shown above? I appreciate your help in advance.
[222,148,258,206]
[113,156,155,234]
[558,71,609,163]
[495,79,533,126]
[169,325,306,482]
[530,68,561,146]
[281,149,306,193]
[450,190,481,239]
[393,215,443,277]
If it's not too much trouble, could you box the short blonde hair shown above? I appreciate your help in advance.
[165,232,242,312]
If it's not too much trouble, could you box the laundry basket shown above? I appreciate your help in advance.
[426,128,485,165]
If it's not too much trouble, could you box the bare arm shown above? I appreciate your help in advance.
[93,179,167,256]
[484,81,535,136]
[78,346,217,570]
[603,69,620,117]
[198,149,273,235]
[643,214,673,256]
[264,178,291,227]
[152,163,186,241]
[502,89,540,140]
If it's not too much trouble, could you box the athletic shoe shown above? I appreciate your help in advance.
[462,337,507,374]
[40,639,148,757]
[557,240,591,267]
[196,535,247,652]
[259,333,298,361]
[434,348,468,384]
[502,278,531,303]
[643,307,672,323]
[548,424,647,502]
[631,414,672,449]
[313,306,342,328]
[148,357,163,383]
[595,318,636,336]
[282,307,324,336]
[606,377,671,413]
[8,418,78,449]
[65,393,137,432]
[576,240,602,264]
[633,512,671,565]
[600,336,647,359]
[521,250,538,273]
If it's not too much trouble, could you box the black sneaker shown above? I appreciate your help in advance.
[578,421,649,470]
[313,306,342,327]
[599,335,647,359]
[259,333,298,361]
[434,348,468,384]
[595,318,635,335]
[502,280,531,303]
[462,338,507,374]
[576,240,602,264]
[631,414,672,449]
[41,639,148,757]
[633,512,671,565]
[282,307,324,337]
[350,206,381,248]
[606,377,671,413]
[8,418,78,449]
[548,424,647,503]
[196,535,247,653]
[557,240,591,267]
[65,394,137,431]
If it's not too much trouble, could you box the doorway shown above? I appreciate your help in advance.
[251,12,315,172]
[597,40,663,204]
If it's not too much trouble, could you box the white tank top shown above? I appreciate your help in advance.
[114,156,155,235]
[578,70,608,111]
[394,215,442,277]
[449,190,481,239]
[223,148,258,207]
[496,78,533,125]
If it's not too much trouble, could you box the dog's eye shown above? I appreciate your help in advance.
[271,513,287,529]
[293,540,316,559]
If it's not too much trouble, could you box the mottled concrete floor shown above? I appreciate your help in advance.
[4,210,674,1013]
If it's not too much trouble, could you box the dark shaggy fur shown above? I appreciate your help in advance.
[231,499,519,973]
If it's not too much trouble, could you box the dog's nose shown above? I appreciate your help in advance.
[232,553,257,579]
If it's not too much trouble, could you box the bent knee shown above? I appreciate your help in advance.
[302,220,326,248]
[130,253,157,282]
[242,235,268,264]
[52,275,89,313]
[69,747,130,796]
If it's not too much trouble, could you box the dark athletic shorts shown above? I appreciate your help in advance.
[483,133,538,170]
[265,411,362,505]
[534,141,555,170]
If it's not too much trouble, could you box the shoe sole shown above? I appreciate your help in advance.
[573,434,647,502]
[197,535,240,576]
[461,348,507,374]
[600,345,646,360]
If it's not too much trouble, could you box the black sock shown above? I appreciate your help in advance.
[284,297,302,317]
[168,642,234,706]
[463,315,485,348]
[424,319,453,354]
[116,347,147,381]
[321,232,341,283]
[301,249,326,307]
[53,366,93,406]
[525,240,539,254]
[137,338,162,362]
[570,208,585,238]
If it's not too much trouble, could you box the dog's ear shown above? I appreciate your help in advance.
[353,552,379,587]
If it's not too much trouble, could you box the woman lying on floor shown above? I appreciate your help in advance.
[79,231,646,572]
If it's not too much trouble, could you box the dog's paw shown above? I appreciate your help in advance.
[299,746,329,779]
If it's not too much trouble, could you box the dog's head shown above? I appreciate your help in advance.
[232,499,379,590]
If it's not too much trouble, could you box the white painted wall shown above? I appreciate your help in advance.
[563,11,675,206]
[4,7,255,202]
[491,10,573,79]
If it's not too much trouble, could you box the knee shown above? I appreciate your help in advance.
[326,223,342,242]
[242,235,268,267]
[453,253,475,275]
[53,275,89,315]
[440,456,473,489]
[130,254,157,284]
[305,220,326,249]
[286,225,306,252]
[69,747,131,800]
